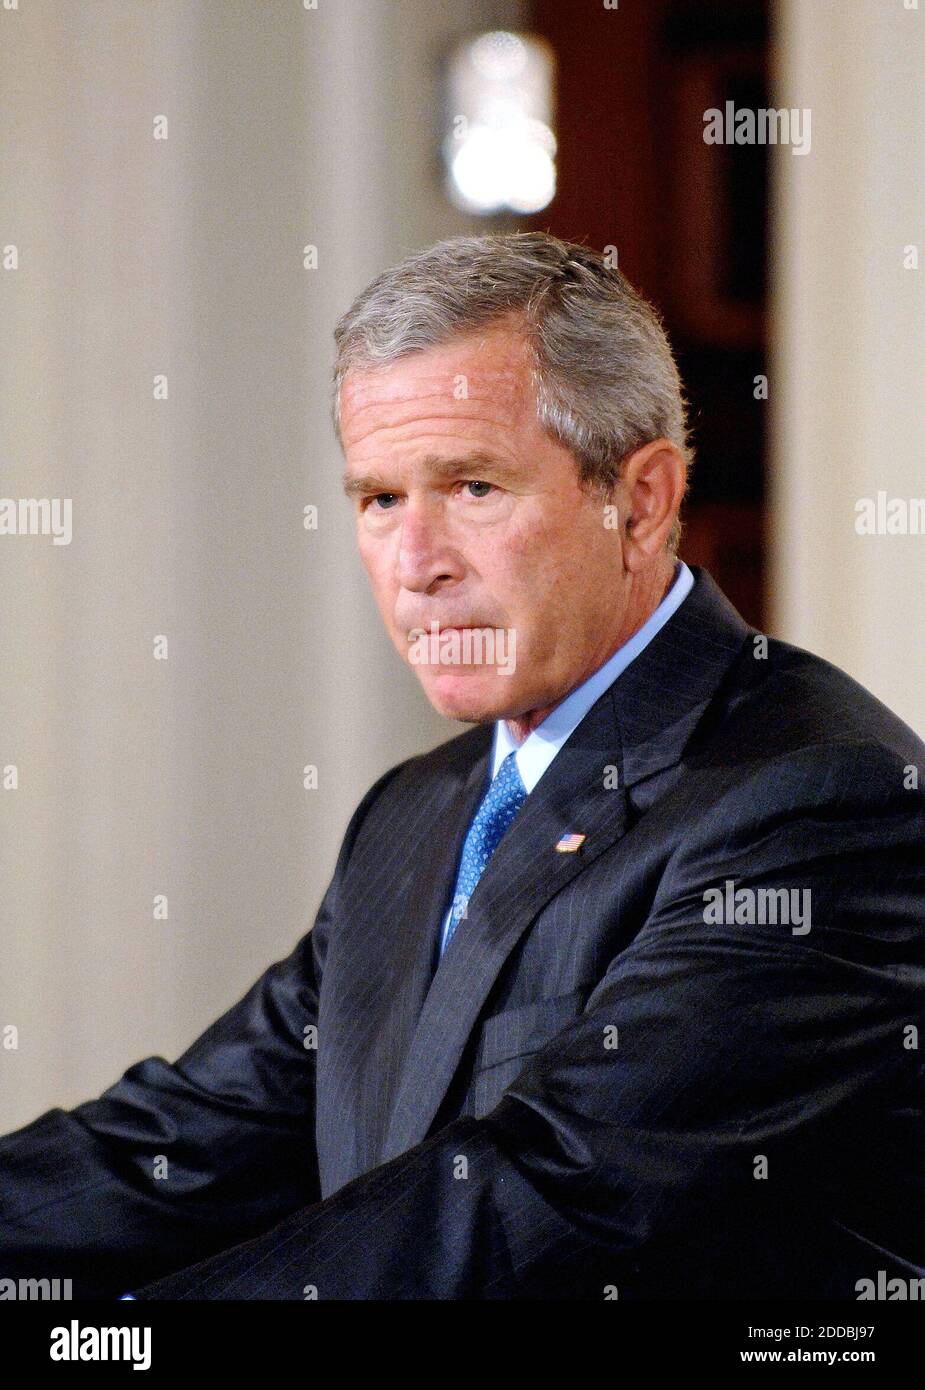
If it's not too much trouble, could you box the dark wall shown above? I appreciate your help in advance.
[527,0,769,625]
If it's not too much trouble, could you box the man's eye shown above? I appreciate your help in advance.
[369,493,399,510]
[462,480,494,498]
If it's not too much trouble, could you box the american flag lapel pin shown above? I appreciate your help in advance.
[555,832,586,853]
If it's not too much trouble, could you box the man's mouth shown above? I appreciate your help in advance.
[408,622,483,635]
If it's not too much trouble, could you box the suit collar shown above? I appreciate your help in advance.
[611,565,753,784]
[490,558,695,789]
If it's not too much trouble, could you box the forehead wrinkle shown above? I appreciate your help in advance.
[346,369,525,414]
[343,415,529,470]
[342,349,530,407]
[340,337,538,453]
[341,396,532,456]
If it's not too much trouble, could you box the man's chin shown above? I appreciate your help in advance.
[417,671,522,725]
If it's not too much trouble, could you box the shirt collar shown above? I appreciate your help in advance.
[491,560,695,793]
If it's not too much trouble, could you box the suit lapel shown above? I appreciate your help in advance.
[372,734,492,1075]
[380,566,753,1160]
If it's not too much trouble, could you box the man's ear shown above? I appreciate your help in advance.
[619,439,687,570]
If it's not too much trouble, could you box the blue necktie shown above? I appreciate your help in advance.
[439,751,527,957]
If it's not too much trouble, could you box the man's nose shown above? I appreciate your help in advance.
[397,500,461,593]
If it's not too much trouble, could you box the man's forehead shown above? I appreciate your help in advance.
[339,331,534,440]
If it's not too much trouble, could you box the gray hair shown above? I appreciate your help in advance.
[332,231,692,552]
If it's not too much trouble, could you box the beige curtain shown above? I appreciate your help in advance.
[0,0,524,1133]
[769,0,925,736]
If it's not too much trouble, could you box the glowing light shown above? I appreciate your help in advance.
[443,31,557,216]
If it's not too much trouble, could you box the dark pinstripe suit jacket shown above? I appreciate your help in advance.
[2,566,924,1299]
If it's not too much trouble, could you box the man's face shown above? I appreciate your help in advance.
[339,323,637,725]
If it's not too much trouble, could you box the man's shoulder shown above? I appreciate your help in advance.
[383,721,492,786]
[694,632,925,827]
[351,721,492,821]
[654,633,925,903]
[410,721,495,777]
[325,723,492,885]
[726,632,924,764]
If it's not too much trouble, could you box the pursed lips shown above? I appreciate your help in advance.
[406,623,502,639]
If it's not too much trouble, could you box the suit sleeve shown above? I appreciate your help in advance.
[127,740,925,1299]
[0,764,401,1299]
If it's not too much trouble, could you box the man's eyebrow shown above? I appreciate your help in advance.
[342,452,519,496]
[342,472,390,498]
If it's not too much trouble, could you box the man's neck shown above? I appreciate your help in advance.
[503,558,678,745]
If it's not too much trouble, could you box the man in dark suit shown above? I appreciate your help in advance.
[1,233,923,1300]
